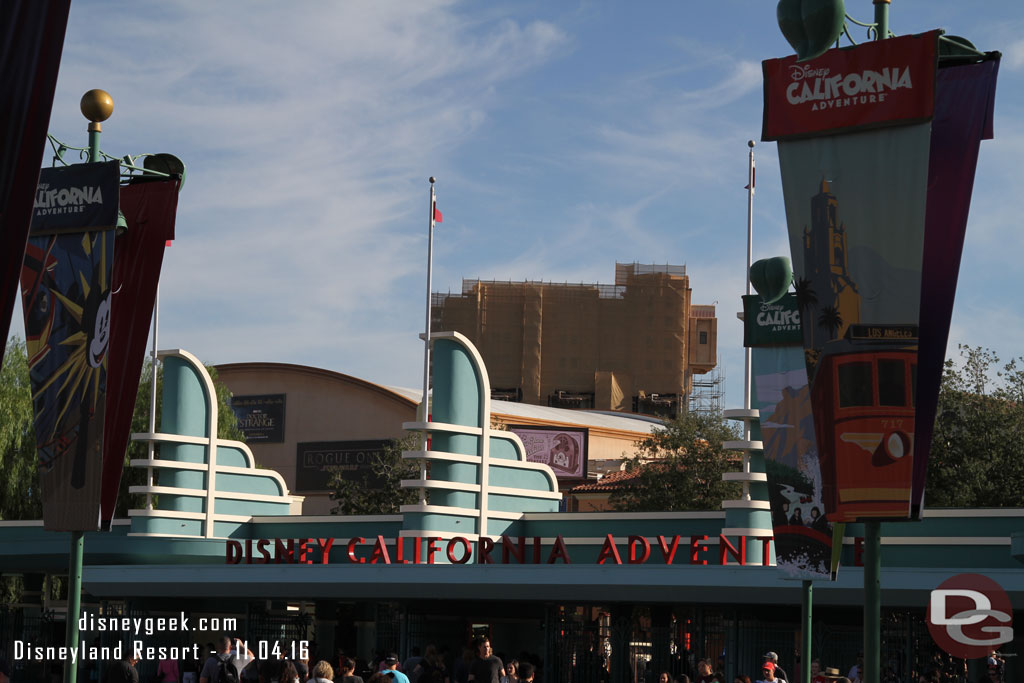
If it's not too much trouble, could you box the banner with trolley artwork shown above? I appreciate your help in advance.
[20,161,120,531]
[764,32,1000,522]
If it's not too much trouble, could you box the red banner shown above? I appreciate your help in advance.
[100,179,180,527]
[762,31,939,141]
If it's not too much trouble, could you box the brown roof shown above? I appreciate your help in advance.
[569,468,643,493]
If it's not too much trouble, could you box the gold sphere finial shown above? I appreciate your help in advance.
[80,89,114,124]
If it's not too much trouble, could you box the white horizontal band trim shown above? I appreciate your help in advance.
[921,508,1024,518]
[402,450,480,464]
[402,421,484,436]
[723,440,764,451]
[719,528,775,538]
[400,479,480,493]
[523,511,727,520]
[723,409,760,419]
[128,485,291,504]
[398,530,481,541]
[488,510,530,520]
[250,515,402,524]
[488,486,563,500]
[842,536,1012,546]
[722,472,768,482]
[399,504,481,517]
[126,532,223,539]
[128,509,206,521]
[721,500,771,510]
[132,432,212,446]
[130,458,207,471]
[127,509,252,524]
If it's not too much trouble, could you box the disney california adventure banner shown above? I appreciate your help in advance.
[762,32,999,523]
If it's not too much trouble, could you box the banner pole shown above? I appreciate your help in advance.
[864,520,881,683]
[868,8,886,679]
[744,141,754,416]
[63,531,84,683]
[801,580,813,683]
[873,0,890,41]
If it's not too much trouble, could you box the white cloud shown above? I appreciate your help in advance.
[1002,38,1024,69]
[41,3,569,386]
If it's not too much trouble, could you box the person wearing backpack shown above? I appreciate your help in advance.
[200,636,254,683]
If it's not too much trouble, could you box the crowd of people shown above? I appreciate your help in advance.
[2,635,1005,683]
[104,635,540,683]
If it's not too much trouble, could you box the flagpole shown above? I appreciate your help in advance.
[420,177,437,505]
[744,140,755,415]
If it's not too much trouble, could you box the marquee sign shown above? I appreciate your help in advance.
[225,533,774,566]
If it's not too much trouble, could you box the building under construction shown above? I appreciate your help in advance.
[431,262,719,417]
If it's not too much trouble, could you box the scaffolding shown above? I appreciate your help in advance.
[689,362,725,416]
[430,263,719,416]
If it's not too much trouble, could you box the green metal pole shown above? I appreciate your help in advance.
[864,521,881,683]
[64,91,108,683]
[88,127,101,162]
[873,0,890,40]
[801,580,813,683]
[64,530,84,683]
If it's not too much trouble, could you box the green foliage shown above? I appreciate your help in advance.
[328,434,421,516]
[0,339,43,520]
[609,410,742,512]
[926,345,1024,508]
[765,458,813,494]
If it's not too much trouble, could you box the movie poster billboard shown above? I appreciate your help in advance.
[232,394,286,442]
[764,32,999,522]
[20,161,120,531]
[295,440,390,492]
[507,426,588,481]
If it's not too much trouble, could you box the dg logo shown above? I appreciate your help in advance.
[927,573,1014,659]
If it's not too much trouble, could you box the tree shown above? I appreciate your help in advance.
[926,345,1024,508]
[0,338,42,521]
[609,410,742,512]
[328,434,421,516]
[793,277,818,346]
[817,305,843,341]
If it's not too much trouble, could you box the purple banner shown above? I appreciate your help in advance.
[0,0,72,367]
[508,426,588,480]
[911,58,1000,517]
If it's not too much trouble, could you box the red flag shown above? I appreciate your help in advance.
[433,203,442,223]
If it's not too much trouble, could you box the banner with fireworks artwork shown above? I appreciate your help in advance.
[20,161,120,531]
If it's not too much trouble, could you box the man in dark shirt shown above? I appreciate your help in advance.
[105,655,139,683]
[467,638,504,683]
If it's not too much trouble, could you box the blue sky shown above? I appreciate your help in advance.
[21,0,1024,409]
